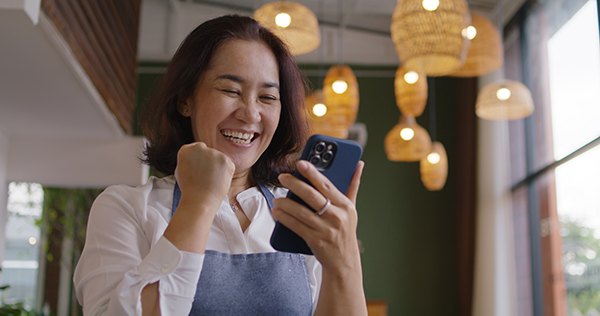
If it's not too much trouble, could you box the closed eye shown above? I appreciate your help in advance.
[222,89,240,96]
[260,95,279,101]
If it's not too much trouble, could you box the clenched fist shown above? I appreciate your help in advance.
[174,142,235,211]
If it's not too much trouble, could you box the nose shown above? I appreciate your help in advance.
[235,97,261,124]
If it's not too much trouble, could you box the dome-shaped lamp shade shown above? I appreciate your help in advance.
[420,141,448,191]
[385,116,432,162]
[391,0,471,76]
[254,1,321,55]
[305,89,349,138]
[322,65,360,138]
[476,80,534,120]
[450,13,503,77]
[395,66,428,117]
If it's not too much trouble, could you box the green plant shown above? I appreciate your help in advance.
[0,302,39,316]
[0,284,38,316]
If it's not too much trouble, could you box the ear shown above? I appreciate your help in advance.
[176,93,191,117]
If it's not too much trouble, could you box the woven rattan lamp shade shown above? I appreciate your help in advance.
[450,13,503,77]
[385,116,432,162]
[395,66,428,117]
[476,80,534,120]
[254,1,320,56]
[321,65,359,138]
[420,141,448,191]
[391,0,471,76]
[305,89,349,138]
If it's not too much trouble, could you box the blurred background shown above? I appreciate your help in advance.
[0,0,599,315]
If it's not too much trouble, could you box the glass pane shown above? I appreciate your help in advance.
[548,0,600,161]
[556,144,600,315]
[3,182,43,308]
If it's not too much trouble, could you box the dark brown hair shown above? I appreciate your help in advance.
[141,15,310,186]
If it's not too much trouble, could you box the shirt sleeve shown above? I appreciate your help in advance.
[73,185,204,316]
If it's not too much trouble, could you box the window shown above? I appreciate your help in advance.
[3,182,43,309]
[508,0,600,315]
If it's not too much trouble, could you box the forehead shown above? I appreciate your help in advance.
[206,39,279,75]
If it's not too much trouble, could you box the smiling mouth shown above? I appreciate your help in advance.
[222,131,257,144]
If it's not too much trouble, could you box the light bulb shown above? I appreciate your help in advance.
[275,13,292,28]
[422,0,440,11]
[29,237,37,245]
[427,153,441,164]
[400,128,415,141]
[462,26,477,40]
[332,80,348,94]
[404,71,419,84]
[496,88,511,101]
[312,103,327,117]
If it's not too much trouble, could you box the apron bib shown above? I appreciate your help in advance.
[171,182,313,316]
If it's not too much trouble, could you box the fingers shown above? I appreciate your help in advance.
[291,160,347,205]
[346,161,365,205]
[272,198,321,235]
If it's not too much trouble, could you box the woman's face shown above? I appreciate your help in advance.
[182,39,281,175]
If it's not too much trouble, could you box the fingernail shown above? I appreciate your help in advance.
[278,173,288,182]
[298,160,309,171]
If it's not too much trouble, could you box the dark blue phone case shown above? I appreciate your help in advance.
[270,134,363,255]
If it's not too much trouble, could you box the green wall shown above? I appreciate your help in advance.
[135,63,462,316]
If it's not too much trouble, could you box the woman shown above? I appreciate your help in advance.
[74,15,366,316]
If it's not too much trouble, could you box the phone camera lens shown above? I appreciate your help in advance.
[309,155,321,165]
[322,151,333,162]
[314,142,326,154]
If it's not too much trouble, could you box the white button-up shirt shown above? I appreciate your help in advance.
[73,176,322,316]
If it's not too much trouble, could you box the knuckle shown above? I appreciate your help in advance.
[329,212,344,228]
[306,191,322,205]
[323,227,336,241]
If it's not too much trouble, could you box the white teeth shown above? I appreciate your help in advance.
[222,131,255,144]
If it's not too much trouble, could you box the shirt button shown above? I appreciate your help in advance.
[161,264,170,273]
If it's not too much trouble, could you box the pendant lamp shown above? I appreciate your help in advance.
[420,141,448,190]
[450,13,503,77]
[395,66,428,117]
[475,79,534,120]
[322,65,359,138]
[390,0,471,76]
[304,89,347,138]
[254,1,321,55]
[385,116,432,162]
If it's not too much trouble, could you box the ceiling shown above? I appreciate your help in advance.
[138,0,526,65]
[179,0,503,35]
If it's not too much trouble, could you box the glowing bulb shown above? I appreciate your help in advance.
[496,88,511,101]
[312,103,327,117]
[332,80,348,94]
[29,237,37,245]
[400,128,415,141]
[427,153,441,164]
[422,0,439,11]
[404,71,419,84]
[462,26,477,40]
[275,13,292,28]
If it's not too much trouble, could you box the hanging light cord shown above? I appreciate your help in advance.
[337,0,344,65]
[429,77,437,143]
[317,0,324,89]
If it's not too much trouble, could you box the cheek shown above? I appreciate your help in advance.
[267,107,282,133]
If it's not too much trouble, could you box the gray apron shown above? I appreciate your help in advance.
[171,182,313,316]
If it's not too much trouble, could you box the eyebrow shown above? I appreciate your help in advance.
[216,74,280,90]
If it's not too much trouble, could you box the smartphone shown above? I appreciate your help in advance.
[270,134,363,255]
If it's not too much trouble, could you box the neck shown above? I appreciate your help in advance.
[228,168,254,203]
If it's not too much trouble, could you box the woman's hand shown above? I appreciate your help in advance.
[174,142,235,209]
[272,160,367,315]
[164,142,235,254]
[271,159,365,274]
